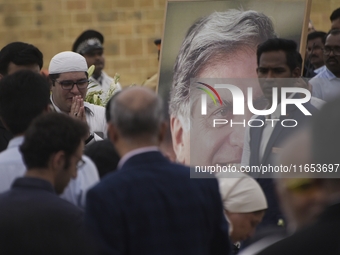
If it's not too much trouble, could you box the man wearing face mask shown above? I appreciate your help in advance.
[310,29,340,102]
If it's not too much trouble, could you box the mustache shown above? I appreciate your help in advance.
[327,57,339,63]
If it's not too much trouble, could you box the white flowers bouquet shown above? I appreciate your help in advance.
[85,65,120,106]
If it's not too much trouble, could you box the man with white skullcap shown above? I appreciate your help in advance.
[217,172,267,251]
[49,51,107,145]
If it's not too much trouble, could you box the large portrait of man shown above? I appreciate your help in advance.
[158,0,310,169]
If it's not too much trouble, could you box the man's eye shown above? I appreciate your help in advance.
[60,81,73,86]
[213,106,231,117]
[77,80,88,85]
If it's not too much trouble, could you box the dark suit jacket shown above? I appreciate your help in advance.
[85,150,231,255]
[257,202,340,255]
[249,101,317,228]
[0,177,87,255]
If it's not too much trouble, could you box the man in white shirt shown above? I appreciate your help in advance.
[72,30,122,102]
[310,29,340,102]
[48,51,107,144]
[0,70,99,208]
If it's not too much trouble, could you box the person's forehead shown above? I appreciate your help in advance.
[259,50,287,65]
[307,37,323,45]
[84,48,103,56]
[198,50,258,78]
[325,33,340,46]
[58,71,87,79]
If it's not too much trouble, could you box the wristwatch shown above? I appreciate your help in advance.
[85,133,94,144]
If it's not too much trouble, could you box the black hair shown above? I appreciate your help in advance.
[0,70,50,135]
[257,38,302,71]
[0,42,43,76]
[307,31,327,44]
[20,112,88,169]
[330,8,340,22]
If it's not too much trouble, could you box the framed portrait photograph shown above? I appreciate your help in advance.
[159,0,311,172]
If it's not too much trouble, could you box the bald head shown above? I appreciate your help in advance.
[116,86,159,111]
[110,87,164,139]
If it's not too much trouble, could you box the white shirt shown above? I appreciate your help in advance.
[50,95,107,142]
[0,136,100,208]
[88,71,122,102]
[310,67,340,102]
[314,65,326,74]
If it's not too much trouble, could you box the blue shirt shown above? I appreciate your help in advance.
[310,67,340,102]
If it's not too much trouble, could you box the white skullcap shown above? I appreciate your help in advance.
[217,172,267,213]
[48,51,88,74]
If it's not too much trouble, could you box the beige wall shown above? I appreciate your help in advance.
[0,0,337,87]
[310,0,339,32]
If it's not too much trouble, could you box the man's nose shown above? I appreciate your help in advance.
[229,116,245,148]
[328,49,336,57]
[265,70,275,79]
[70,84,80,94]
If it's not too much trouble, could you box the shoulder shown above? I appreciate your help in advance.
[84,102,105,113]
[52,195,84,215]
[0,146,19,161]
[311,68,328,79]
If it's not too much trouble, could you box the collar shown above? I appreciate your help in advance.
[314,65,326,74]
[12,177,55,194]
[50,94,94,116]
[90,72,104,85]
[117,146,159,169]
[323,67,337,80]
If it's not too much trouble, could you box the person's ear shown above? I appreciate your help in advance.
[108,123,119,145]
[170,115,187,164]
[51,151,66,174]
[292,67,301,78]
[0,74,3,80]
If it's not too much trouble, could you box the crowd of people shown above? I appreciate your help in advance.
[0,5,339,255]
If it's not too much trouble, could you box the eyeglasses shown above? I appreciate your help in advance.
[77,158,86,169]
[323,46,340,56]
[54,79,89,90]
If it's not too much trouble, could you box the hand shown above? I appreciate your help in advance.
[70,95,86,122]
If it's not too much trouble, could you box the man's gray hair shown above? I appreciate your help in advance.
[169,9,277,127]
[110,93,164,138]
